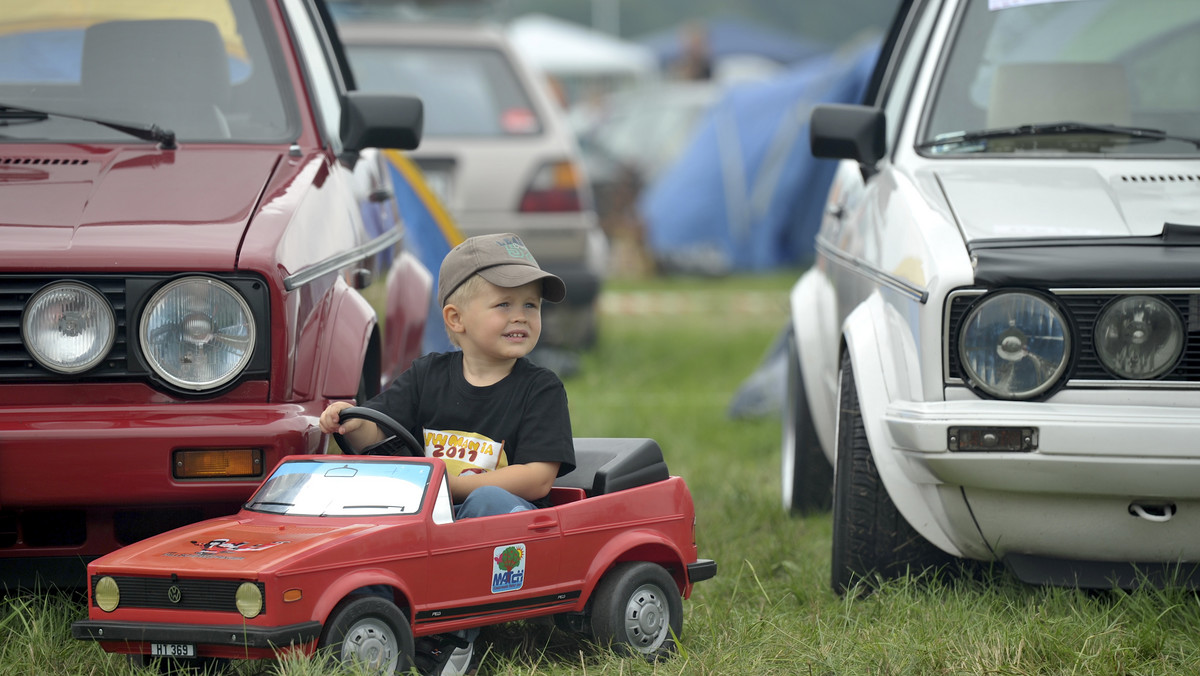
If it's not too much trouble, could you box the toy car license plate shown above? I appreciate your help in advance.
[151,643,195,658]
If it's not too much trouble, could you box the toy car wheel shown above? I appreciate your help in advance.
[781,328,832,514]
[830,352,956,595]
[319,596,414,674]
[335,406,423,456]
[591,561,682,661]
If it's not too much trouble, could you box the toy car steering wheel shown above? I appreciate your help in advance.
[333,406,424,457]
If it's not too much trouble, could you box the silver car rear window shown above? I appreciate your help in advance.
[347,44,543,137]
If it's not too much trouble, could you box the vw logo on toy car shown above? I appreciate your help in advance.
[491,543,526,593]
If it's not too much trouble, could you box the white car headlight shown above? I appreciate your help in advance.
[21,282,116,374]
[1094,295,1183,380]
[140,277,256,391]
[959,291,1070,399]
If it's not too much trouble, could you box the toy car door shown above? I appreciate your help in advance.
[418,501,570,630]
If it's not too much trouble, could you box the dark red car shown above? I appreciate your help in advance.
[0,0,430,588]
[72,411,716,673]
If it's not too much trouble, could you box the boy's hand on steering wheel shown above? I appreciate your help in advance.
[319,401,361,435]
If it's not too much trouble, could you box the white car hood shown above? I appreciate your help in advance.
[936,163,1200,242]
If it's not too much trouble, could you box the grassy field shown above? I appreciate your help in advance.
[6,271,1200,675]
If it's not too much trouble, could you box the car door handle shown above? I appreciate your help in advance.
[528,518,558,531]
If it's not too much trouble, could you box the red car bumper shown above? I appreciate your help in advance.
[0,390,325,587]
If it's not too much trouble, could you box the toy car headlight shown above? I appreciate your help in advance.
[1094,295,1183,379]
[95,576,120,612]
[139,277,256,391]
[958,291,1070,399]
[235,582,263,619]
[21,282,115,374]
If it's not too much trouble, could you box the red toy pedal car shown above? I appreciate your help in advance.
[72,408,716,672]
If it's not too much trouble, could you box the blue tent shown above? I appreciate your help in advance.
[638,41,879,274]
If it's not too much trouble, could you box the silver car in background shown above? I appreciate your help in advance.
[339,20,607,350]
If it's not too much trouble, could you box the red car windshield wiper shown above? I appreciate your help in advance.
[0,101,177,149]
[917,121,1200,151]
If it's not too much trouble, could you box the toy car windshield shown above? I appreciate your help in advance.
[244,460,431,516]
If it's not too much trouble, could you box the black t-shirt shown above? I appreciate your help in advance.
[364,352,575,506]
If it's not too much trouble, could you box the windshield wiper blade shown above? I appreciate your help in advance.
[918,121,1200,150]
[0,108,48,124]
[343,505,407,511]
[247,500,294,509]
[0,102,176,148]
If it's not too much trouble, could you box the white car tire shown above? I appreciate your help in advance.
[781,328,833,514]
[830,352,957,595]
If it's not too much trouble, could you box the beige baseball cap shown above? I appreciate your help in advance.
[438,233,566,307]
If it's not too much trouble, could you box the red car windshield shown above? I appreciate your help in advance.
[0,0,295,144]
[246,460,433,516]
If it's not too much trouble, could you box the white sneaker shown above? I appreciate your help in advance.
[439,640,473,676]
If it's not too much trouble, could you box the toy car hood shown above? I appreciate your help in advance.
[0,145,282,271]
[934,162,1200,242]
[89,515,383,576]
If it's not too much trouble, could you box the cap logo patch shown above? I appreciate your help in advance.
[498,238,534,263]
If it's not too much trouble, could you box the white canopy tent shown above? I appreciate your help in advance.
[506,13,658,106]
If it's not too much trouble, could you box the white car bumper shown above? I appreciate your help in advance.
[885,395,1200,563]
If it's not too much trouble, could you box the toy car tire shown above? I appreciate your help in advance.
[590,561,682,661]
[781,328,832,515]
[830,352,956,595]
[319,596,414,673]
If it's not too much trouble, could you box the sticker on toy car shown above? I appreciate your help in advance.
[161,538,291,560]
[491,543,526,593]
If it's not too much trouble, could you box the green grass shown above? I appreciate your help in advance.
[7,271,1200,675]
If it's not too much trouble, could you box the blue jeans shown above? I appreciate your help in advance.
[454,485,535,519]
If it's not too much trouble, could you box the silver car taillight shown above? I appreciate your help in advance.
[518,160,584,212]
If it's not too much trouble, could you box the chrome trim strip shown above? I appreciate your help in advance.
[946,376,1200,391]
[1063,380,1200,390]
[1050,287,1200,295]
[283,228,402,291]
[815,236,929,303]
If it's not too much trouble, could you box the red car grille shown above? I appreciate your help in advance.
[92,575,264,614]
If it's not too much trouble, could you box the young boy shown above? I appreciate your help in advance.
[318,233,576,675]
[319,231,576,511]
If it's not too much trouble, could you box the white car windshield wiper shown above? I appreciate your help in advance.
[0,101,177,148]
[917,121,1200,151]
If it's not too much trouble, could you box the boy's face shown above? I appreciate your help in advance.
[452,279,543,362]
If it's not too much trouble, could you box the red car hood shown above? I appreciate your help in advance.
[0,145,282,271]
[91,515,380,577]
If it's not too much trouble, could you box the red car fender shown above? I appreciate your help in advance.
[382,248,433,385]
[308,567,416,626]
[576,530,690,605]
[319,279,378,401]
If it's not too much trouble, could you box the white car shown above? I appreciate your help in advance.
[338,19,607,350]
[784,0,1200,592]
